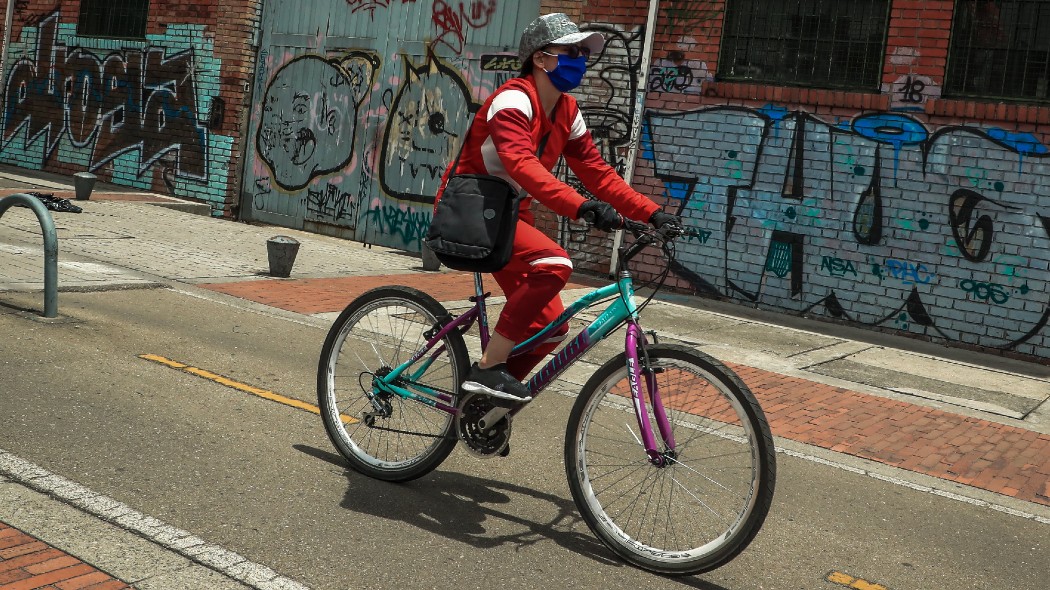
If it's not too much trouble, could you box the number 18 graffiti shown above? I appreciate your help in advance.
[899,76,925,104]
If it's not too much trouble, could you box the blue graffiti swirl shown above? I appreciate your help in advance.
[757,103,790,122]
[986,128,1048,156]
[851,113,928,149]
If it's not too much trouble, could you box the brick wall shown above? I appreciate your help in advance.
[0,0,260,216]
[555,0,1049,361]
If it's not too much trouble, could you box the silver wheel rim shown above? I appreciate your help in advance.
[323,297,458,470]
[573,357,762,564]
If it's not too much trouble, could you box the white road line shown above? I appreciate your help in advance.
[0,448,311,590]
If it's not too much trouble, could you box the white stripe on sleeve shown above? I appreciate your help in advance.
[487,90,533,121]
[568,109,588,141]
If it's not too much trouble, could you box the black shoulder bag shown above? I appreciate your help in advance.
[425,120,550,273]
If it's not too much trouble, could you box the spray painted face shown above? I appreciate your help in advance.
[380,53,474,203]
[257,54,376,191]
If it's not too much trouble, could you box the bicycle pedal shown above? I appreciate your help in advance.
[498,443,510,457]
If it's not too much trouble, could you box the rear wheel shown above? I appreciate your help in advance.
[317,286,468,482]
[565,344,776,575]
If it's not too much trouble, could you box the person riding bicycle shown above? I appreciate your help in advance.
[438,13,681,403]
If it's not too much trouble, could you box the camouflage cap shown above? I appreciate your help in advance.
[518,13,604,63]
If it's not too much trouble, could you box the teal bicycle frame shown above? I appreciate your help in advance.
[371,249,678,465]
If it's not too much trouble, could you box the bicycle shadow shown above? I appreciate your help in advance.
[295,444,732,589]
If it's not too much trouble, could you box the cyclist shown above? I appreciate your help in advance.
[438,13,681,403]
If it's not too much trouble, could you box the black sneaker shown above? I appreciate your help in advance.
[462,363,533,403]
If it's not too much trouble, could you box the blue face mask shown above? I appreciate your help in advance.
[544,54,587,92]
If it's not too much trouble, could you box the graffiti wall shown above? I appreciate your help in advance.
[641,107,1049,357]
[244,0,539,250]
[560,0,1050,359]
[0,10,237,211]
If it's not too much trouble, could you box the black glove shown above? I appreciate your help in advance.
[577,200,622,232]
[649,211,681,229]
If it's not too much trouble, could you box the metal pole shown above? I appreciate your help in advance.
[0,194,60,318]
[609,0,660,273]
[1,0,15,89]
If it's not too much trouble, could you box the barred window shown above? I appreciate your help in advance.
[946,0,1050,102]
[77,0,149,39]
[717,0,889,91]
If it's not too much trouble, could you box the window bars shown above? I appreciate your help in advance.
[946,0,1050,102]
[717,0,890,91]
[77,0,149,39]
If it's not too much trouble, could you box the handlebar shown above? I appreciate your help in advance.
[580,211,684,268]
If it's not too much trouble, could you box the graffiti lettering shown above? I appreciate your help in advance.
[884,260,934,285]
[644,106,1050,354]
[480,54,521,72]
[362,204,431,247]
[251,177,274,211]
[948,189,995,262]
[820,256,858,277]
[2,13,208,179]
[649,65,694,93]
[432,0,498,53]
[660,1,723,39]
[307,182,361,226]
[960,279,1009,304]
[683,227,711,244]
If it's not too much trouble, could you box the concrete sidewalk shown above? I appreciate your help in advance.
[1,166,1048,588]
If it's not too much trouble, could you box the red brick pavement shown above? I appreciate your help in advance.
[0,523,131,590]
[199,272,604,315]
[200,273,1050,508]
[731,365,1050,506]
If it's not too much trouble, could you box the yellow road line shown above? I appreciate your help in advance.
[138,354,357,423]
[827,571,890,590]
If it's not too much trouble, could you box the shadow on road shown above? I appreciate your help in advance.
[294,444,732,589]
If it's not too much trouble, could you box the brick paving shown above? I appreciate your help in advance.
[201,273,1050,508]
[732,365,1050,507]
[199,272,604,315]
[0,523,131,590]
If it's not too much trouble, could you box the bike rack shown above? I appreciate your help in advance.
[0,193,59,318]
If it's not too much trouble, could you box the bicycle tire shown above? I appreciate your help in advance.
[564,344,776,575]
[318,286,468,482]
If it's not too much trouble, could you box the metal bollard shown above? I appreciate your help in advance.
[0,194,59,317]
[266,236,300,278]
[420,241,441,271]
[73,172,97,201]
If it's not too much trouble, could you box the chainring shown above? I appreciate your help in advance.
[455,393,512,458]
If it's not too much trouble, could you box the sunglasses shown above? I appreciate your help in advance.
[542,44,591,59]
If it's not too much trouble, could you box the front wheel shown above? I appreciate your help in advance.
[565,344,776,575]
[317,286,468,482]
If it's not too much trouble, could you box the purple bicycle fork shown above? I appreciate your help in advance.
[626,323,677,466]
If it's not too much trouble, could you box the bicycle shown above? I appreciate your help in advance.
[317,218,776,575]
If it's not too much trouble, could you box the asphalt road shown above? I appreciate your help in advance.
[0,288,1045,590]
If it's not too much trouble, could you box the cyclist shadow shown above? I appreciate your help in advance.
[296,444,731,588]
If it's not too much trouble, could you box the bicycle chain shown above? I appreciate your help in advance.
[364,422,458,440]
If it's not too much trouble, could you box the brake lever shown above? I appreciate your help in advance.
[661,224,685,239]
